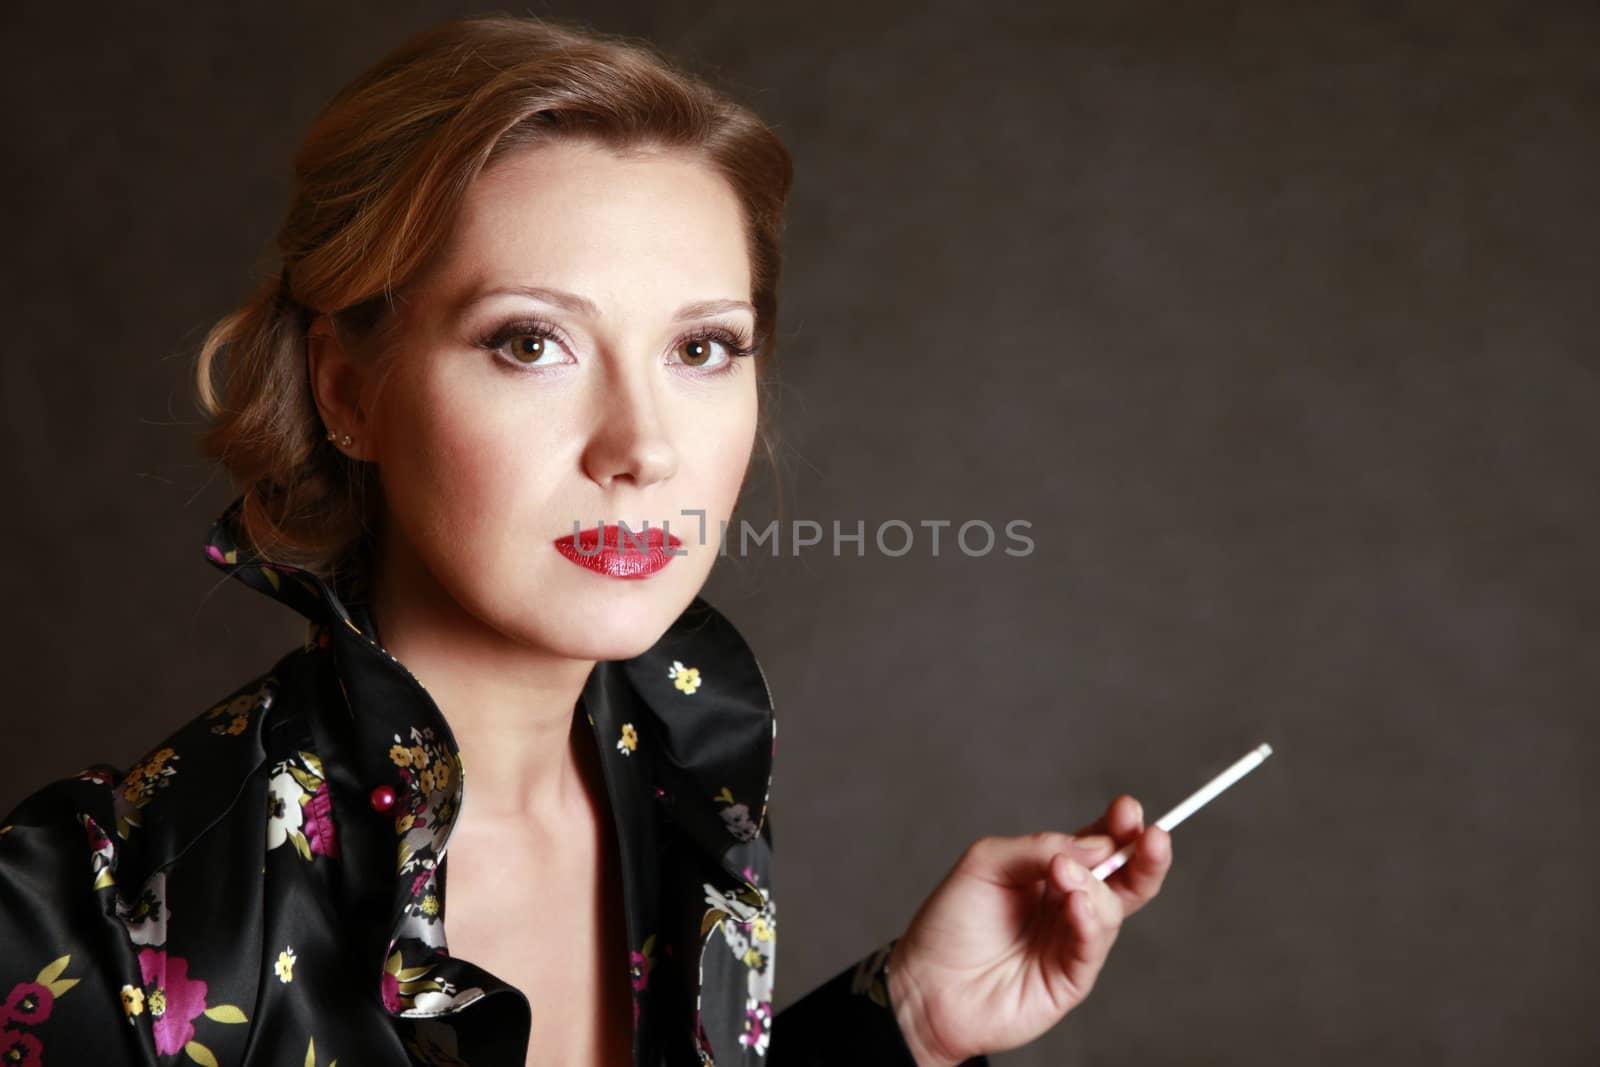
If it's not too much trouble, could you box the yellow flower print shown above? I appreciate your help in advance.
[151,748,176,765]
[409,746,429,768]
[389,745,413,767]
[668,660,702,695]
[617,723,638,756]
[395,814,415,834]
[120,984,145,1018]
[419,768,436,795]
[303,1037,339,1067]
[752,916,773,942]
[148,988,167,1017]
[421,894,441,917]
[433,761,450,790]
[742,947,762,968]
[275,947,296,984]
[207,684,275,737]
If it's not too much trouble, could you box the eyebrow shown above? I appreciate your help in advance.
[460,284,754,323]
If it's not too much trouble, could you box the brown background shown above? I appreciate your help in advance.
[3,2,1596,1064]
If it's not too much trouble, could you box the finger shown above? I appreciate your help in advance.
[1106,825,1173,917]
[1065,890,1104,973]
[1073,794,1144,844]
[1054,869,1122,996]
[1047,856,1125,934]
[964,831,1097,888]
[1055,832,1134,877]
[1106,795,1144,842]
[965,829,1139,894]
[1066,833,1117,866]
[1086,864,1127,932]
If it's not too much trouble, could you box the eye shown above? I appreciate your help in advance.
[478,319,573,370]
[505,330,564,367]
[669,326,756,372]
[676,337,721,368]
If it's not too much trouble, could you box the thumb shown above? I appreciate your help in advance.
[959,831,1100,888]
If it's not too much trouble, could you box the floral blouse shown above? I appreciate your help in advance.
[0,497,979,1067]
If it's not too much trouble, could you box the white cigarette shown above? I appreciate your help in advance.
[1090,742,1274,881]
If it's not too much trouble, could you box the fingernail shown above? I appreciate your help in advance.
[1063,860,1087,886]
[1132,799,1144,827]
[1074,834,1113,855]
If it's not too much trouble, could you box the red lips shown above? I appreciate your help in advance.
[553,524,683,579]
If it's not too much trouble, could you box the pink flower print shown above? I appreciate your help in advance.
[136,949,209,1055]
[691,1008,716,1061]
[303,784,339,857]
[629,950,650,1026]
[0,1029,42,1067]
[381,969,401,1013]
[629,934,656,1029]
[1,983,51,1026]
[740,998,772,1054]
[629,934,655,994]
[83,821,111,852]
[628,951,651,994]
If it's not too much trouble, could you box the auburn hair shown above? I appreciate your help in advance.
[194,14,794,587]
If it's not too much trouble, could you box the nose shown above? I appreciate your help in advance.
[579,365,678,490]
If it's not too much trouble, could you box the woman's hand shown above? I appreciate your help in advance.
[885,795,1172,1067]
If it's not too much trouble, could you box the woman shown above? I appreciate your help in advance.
[0,14,1171,1067]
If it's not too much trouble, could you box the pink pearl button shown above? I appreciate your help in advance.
[369,785,397,813]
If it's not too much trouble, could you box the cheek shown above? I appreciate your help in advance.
[685,389,759,513]
[378,367,534,540]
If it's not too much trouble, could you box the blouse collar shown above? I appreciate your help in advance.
[200,495,776,898]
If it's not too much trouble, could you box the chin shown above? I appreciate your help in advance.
[523,604,688,662]
[483,569,706,663]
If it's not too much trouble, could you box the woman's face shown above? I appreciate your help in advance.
[356,140,760,661]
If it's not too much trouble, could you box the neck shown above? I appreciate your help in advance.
[369,529,598,824]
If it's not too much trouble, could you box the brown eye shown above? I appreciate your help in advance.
[511,334,548,363]
[482,321,574,373]
[678,338,714,366]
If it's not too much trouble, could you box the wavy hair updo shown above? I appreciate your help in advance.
[195,14,794,587]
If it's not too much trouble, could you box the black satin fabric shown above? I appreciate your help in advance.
[0,497,972,1066]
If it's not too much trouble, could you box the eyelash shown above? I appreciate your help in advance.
[475,317,756,376]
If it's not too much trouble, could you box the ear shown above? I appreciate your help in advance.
[307,315,376,462]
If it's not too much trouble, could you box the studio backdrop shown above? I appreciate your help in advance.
[2,3,1595,1064]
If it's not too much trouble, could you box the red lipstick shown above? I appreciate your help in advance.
[553,524,682,579]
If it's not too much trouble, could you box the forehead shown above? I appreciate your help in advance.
[426,140,752,311]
